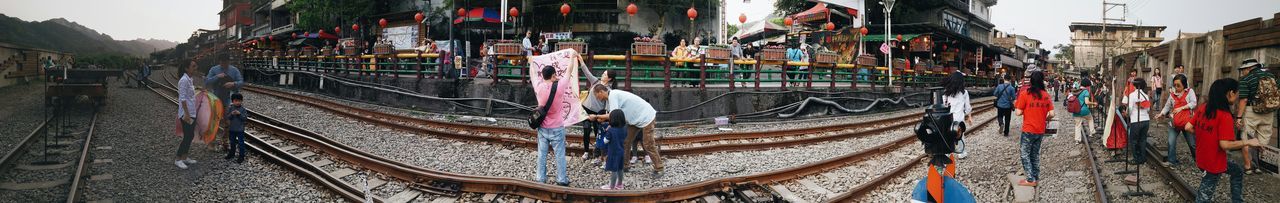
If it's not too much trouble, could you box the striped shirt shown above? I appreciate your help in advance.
[177,74,196,118]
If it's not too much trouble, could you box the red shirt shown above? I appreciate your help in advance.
[1015,90,1053,134]
[1195,107,1235,174]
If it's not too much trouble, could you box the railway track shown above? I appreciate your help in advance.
[0,101,101,202]
[242,84,995,156]
[148,70,1004,202]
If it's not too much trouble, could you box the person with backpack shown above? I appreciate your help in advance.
[533,66,571,186]
[1071,78,1097,144]
[1155,74,1196,167]
[993,75,1017,137]
[1233,58,1275,173]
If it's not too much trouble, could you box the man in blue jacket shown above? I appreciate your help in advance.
[993,74,1017,137]
[206,54,244,152]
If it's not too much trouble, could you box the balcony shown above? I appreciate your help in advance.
[271,24,295,35]
[271,0,290,10]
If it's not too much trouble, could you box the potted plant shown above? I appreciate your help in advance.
[704,44,731,60]
[630,37,666,56]
[556,38,588,54]
[760,45,786,61]
[494,39,523,56]
[814,50,838,64]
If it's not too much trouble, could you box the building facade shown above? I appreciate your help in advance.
[1069,22,1165,71]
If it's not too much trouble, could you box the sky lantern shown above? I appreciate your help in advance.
[510,7,520,18]
[686,7,697,20]
[378,18,388,27]
[560,3,571,16]
[415,12,425,23]
[738,13,747,23]
[859,27,868,35]
[626,3,637,16]
[824,22,835,31]
[352,24,359,31]
[784,17,794,26]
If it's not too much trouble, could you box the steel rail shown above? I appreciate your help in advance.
[1084,128,1112,203]
[64,111,99,203]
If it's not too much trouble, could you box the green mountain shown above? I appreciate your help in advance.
[0,14,177,57]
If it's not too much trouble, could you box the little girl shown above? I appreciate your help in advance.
[600,111,628,190]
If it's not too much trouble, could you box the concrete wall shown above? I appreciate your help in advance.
[0,45,73,88]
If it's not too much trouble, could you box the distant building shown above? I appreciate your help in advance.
[1068,22,1165,72]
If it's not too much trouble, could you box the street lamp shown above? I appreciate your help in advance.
[880,0,897,87]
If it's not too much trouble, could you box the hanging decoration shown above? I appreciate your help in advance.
[739,13,747,23]
[626,3,637,16]
[561,3,571,16]
[686,7,697,20]
[378,18,388,27]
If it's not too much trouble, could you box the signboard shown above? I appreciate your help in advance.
[381,25,419,50]
[542,32,573,40]
[942,12,968,35]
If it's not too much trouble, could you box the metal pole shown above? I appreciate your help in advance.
[885,0,894,87]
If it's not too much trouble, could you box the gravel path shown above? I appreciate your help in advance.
[0,83,49,154]
[73,77,344,202]
[241,86,953,190]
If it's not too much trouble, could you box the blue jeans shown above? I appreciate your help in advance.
[536,127,568,184]
[1020,133,1044,182]
[227,131,247,159]
[1166,126,1195,165]
[1197,161,1244,203]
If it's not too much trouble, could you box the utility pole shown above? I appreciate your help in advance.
[881,0,897,87]
[1101,0,1125,75]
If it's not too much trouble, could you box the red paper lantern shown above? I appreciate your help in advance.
[738,13,747,23]
[318,29,325,35]
[378,18,388,27]
[560,3,571,16]
[291,33,297,38]
[784,17,794,26]
[334,26,341,34]
[415,12,425,23]
[859,27,868,35]
[510,7,520,18]
[458,8,467,17]
[352,24,359,31]
[269,36,274,41]
[824,22,835,31]
[897,34,903,41]
[847,8,858,18]
[304,32,310,37]
[626,3,637,16]
[686,7,697,20]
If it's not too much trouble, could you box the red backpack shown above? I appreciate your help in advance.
[1067,93,1081,114]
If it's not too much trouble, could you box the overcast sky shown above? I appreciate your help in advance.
[0,0,220,42]
[0,0,1276,47]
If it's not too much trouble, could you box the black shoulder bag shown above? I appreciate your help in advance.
[528,82,560,129]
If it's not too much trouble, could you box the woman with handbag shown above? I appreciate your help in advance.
[1155,74,1197,166]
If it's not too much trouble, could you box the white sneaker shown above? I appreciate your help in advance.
[645,156,653,164]
[175,160,188,169]
[581,153,589,160]
[630,157,638,164]
[957,151,969,159]
[183,159,198,164]
[591,158,601,165]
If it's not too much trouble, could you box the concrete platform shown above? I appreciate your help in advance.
[1007,174,1036,203]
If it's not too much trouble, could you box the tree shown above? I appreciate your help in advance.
[633,0,720,39]
[773,0,811,16]
[1053,44,1074,62]
[289,0,377,32]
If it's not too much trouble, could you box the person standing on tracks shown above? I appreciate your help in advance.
[206,55,244,153]
[1193,78,1264,203]
[1150,68,1164,107]
[1122,78,1153,185]
[1014,71,1054,187]
[224,93,248,164]
[941,72,972,159]
[1155,74,1196,167]
[1073,78,1097,144]
[993,74,1017,137]
[175,61,200,169]
[588,87,664,178]
[600,110,629,190]
[1233,58,1275,173]
[580,68,614,163]
[534,66,572,186]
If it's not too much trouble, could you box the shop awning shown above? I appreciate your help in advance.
[790,3,830,22]
[734,14,788,43]
[861,34,920,42]
[453,7,501,24]
[999,55,1023,68]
